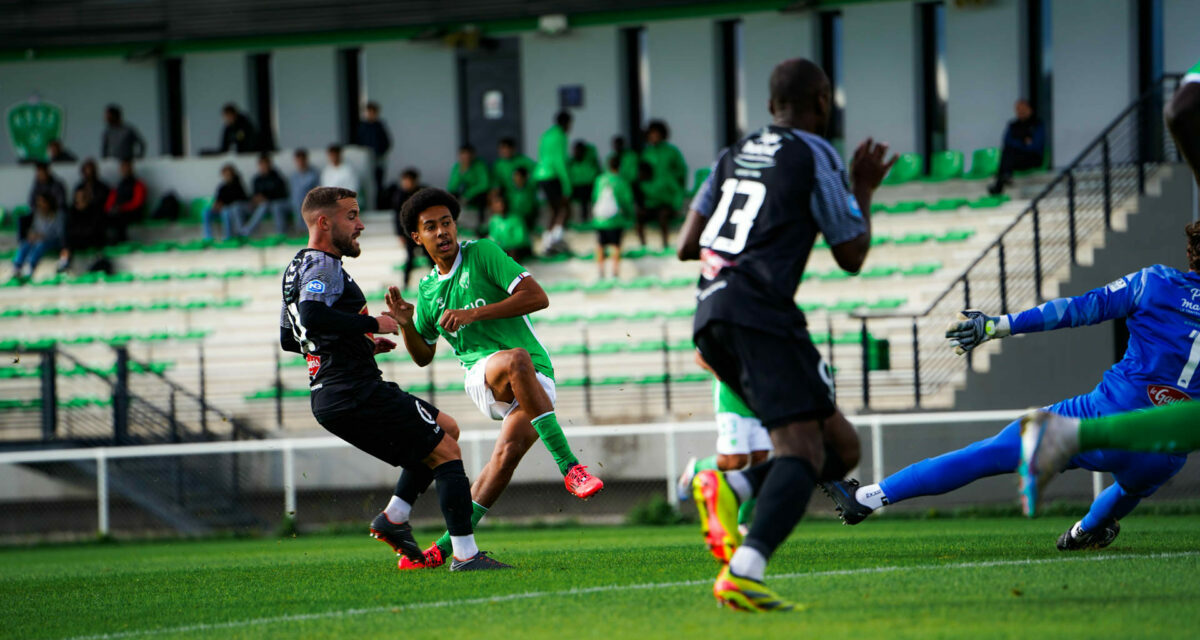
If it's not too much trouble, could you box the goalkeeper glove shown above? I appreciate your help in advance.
[945,309,1011,355]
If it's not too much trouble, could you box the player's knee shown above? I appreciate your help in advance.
[438,414,461,441]
[717,454,750,470]
[495,438,532,471]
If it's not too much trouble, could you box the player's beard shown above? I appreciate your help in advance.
[332,228,361,258]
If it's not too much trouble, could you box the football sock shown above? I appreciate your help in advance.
[1080,482,1136,532]
[855,483,888,510]
[695,455,720,472]
[1078,401,1200,453]
[435,501,489,553]
[433,460,473,537]
[736,458,776,495]
[450,535,479,561]
[531,411,579,475]
[728,546,768,582]
[737,497,756,526]
[383,496,412,523]
[743,456,817,562]
[725,470,755,502]
[878,419,1021,503]
[394,465,434,505]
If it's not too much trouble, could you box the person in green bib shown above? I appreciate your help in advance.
[608,135,640,186]
[638,119,687,249]
[591,154,635,279]
[507,166,539,230]
[486,189,531,263]
[390,187,604,569]
[491,137,536,196]
[447,144,491,235]
[532,111,573,254]
[568,140,601,222]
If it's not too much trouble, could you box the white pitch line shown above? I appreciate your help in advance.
[62,550,1200,640]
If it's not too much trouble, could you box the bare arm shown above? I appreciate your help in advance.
[830,139,894,273]
[676,209,706,261]
[385,286,436,367]
[1166,82,1200,188]
[438,276,549,333]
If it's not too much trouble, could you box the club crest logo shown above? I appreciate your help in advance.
[305,280,325,294]
[6,100,64,162]
[1147,384,1191,407]
[459,269,470,290]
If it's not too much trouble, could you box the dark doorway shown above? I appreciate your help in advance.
[918,1,947,173]
[718,19,745,147]
[161,57,184,157]
[1024,0,1052,160]
[621,26,648,150]
[247,52,275,151]
[819,11,844,146]
[457,37,523,163]
[338,47,362,145]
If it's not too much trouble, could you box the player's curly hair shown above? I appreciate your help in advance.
[1187,221,1200,272]
[401,187,461,236]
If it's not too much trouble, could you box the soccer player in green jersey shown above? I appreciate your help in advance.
[389,187,604,569]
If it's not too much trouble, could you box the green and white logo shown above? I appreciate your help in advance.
[6,99,64,161]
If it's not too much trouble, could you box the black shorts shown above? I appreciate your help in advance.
[597,228,623,246]
[314,380,444,468]
[694,320,835,429]
[539,179,564,204]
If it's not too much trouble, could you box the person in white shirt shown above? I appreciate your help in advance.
[320,145,360,192]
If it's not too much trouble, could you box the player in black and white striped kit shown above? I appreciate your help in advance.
[279,186,508,571]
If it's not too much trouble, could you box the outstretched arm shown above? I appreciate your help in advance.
[437,276,549,333]
[1165,75,1200,188]
[386,286,437,367]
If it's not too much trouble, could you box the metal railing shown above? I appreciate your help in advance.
[852,74,1185,410]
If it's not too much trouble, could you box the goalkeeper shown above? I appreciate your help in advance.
[824,260,1196,551]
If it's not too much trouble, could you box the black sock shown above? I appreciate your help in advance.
[740,458,776,494]
[433,460,473,536]
[742,456,817,561]
[394,465,435,505]
[820,440,851,481]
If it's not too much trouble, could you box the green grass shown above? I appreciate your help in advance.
[3,517,1200,639]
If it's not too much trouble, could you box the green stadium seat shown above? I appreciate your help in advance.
[814,237,829,250]
[966,195,1010,209]
[868,297,906,311]
[544,312,584,325]
[894,232,933,246]
[104,303,134,314]
[924,150,964,182]
[626,310,659,322]
[221,268,247,279]
[638,373,668,384]
[588,311,621,323]
[860,265,898,279]
[558,376,589,387]
[869,234,891,247]
[555,343,587,355]
[248,235,286,248]
[936,229,974,243]
[623,247,648,260]
[0,308,23,318]
[827,300,868,313]
[137,273,171,282]
[664,275,694,288]
[675,372,709,384]
[598,375,631,386]
[665,308,694,319]
[798,301,824,313]
[543,281,581,294]
[881,153,922,185]
[583,280,617,294]
[630,340,666,352]
[668,338,694,351]
[818,269,852,281]
[177,238,212,252]
[688,167,712,197]
[592,342,623,354]
[901,262,941,276]
[187,197,213,223]
[964,147,1000,180]
[883,200,925,214]
[212,238,244,250]
[926,198,970,212]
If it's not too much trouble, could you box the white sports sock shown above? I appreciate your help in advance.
[725,471,755,502]
[450,534,479,561]
[729,546,767,582]
[855,483,888,510]
[383,496,412,523]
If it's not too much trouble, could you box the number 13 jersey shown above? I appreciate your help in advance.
[690,125,867,336]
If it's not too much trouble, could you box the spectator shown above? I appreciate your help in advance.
[320,145,359,191]
[46,140,77,163]
[103,159,147,243]
[387,168,428,289]
[491,137,535,194]
[289,148,320,227]
[608,135,639,185]
[201,164,250,242]
[591,154,635,280]
[507,166,538,230]
[28,162,67,213]
[355,101,392,208]
[447,143,490,233]
[532,111,573,254]
[568,140,601,222]
[64,159,111,265]
[11,194,65,280]
[242,152,293,236]
[637,119,687,248]
[486,189,531,263]
[216,103,260,154]
[100,104,145,161]
[988,99,1046,195]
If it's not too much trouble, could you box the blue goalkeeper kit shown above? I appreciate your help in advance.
[881,265,1196,530]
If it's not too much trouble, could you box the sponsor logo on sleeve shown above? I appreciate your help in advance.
[305,280,326,294]
[1107,278,1127,293]
[305,354,321,378]
[1147,384,1192,407]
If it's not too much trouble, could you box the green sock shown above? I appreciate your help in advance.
[436,501,489,554]
[532,411,579,475]
[1079,401,1200,454]
[695,455,719,472]
[737,497,756,526]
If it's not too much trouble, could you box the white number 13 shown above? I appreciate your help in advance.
[699,178,766,255]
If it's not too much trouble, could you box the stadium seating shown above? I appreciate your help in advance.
[924,150,964,182]
[964,147,1000,180]
[882,153,923,185]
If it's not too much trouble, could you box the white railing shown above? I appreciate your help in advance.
[1,409,1103,535]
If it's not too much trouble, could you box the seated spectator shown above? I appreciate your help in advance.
[507,166,538,230]
[320,145,359,191]
[11,194,65,281]
[988,99,1046,195]
[103,160,147,243]
[591,154,636,280]
[204,103,259,155]
[491,137,535,195]
[289,148,319,228]
[388,168,428,288]
[608,135,639,185]
[355,101,392,207]
[242,152,293,236]
[100,104,145,161]
[568,140,601,222]
[447,144,490,233]
[28,162,67,213]
[63,159,110,267]
[486,189,531,263]
[202,164,250,242]
[46,140,77,163]
[638,119,687,248]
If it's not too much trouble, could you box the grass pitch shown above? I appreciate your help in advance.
[3,516,1200,640]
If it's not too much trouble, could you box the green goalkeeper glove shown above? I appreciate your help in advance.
[945,309,1011,355]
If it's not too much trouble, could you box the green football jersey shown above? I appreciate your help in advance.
[1186,58,1200,85]
[414,239,554,378]
[713,379,755,418]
